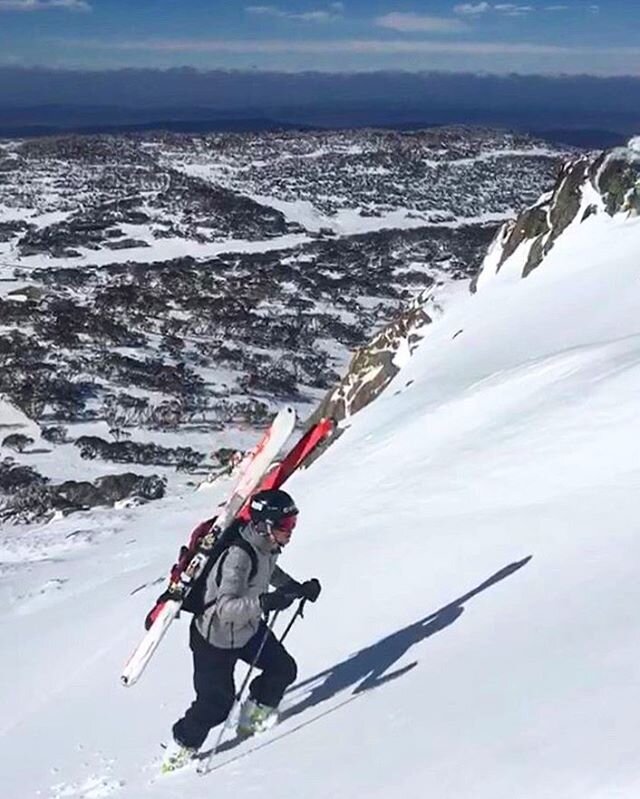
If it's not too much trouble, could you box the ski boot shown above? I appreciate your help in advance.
[237,698,278,738]
[160,738,198,774]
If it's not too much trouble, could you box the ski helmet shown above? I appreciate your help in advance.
[249,489,298,530]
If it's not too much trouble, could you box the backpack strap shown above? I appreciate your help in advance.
[215,537,259,588]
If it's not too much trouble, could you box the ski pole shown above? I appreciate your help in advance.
[199,599,307,774]
[206,610,281,764]
[278,597,307,645]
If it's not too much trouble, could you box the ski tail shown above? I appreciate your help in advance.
[120,406,297,688]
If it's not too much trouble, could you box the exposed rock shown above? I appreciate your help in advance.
[476,139,640,284]
[594,148,640,216]
[506,159,589,278]
[310,298,431,428]
[521,159,590,277]
[497,205,549,274]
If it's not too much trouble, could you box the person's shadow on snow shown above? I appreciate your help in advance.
[281,556,532,721]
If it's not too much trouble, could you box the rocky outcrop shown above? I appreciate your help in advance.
[475,137,640,285]
[497,158,590,279]
[594,147,640,216]
[309,295,431,430]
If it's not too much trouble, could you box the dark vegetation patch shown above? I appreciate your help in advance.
[0,127,564,496]
[0,456,166,524]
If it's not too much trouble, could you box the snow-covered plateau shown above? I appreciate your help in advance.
[2,130,640,798]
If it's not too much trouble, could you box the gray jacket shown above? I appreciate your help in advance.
[195,521,294,649]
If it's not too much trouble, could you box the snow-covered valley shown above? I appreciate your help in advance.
[0,127,568,524]
[1,133,640,798]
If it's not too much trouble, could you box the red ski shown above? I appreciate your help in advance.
[121,413,334,688]
[121,406,296,687]
[238,416,335,519]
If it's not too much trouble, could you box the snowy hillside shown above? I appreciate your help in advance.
[2,138,640,799]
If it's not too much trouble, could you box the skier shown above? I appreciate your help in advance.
[162,488,321,772]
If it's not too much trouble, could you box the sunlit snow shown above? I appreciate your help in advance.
[2,162,640,799]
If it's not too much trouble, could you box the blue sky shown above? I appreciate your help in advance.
[1,1,639,74]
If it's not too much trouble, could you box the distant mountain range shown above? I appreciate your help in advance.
[2,68,639,146]
[0,104,633,148]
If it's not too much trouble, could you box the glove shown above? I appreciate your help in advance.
[260,589,295,613]
[300,578,321,602]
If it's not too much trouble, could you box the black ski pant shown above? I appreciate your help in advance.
[173,620,297,750]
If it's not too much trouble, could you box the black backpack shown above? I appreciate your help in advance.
[180,524,259,617]
[144,518,260,630]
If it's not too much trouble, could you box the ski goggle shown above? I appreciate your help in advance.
[274,515,297,533]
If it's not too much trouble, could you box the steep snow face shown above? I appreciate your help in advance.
[2,202,640,797]
[475,136,640,288]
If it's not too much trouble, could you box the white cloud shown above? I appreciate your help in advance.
[57,33,640,76]
[454,2,533,14]
[96,37,640,59]
[0,0,90,9]
[295,11,333,21]
[245,4,341,22]
[375,12,465,33]
[454,2,490,14]
[495,3,533,14]
[246,5,282,15]
[545,4,569,9]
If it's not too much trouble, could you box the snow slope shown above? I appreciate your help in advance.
[0,395,40,442]
[2,205,640,798]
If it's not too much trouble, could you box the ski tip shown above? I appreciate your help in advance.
[273,406,297,430]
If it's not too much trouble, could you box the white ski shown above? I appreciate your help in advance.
[120,406,296,687]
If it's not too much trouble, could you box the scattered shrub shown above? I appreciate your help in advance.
[1,433,34,453]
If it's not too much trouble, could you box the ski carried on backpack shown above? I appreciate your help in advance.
[121,410,336,688]
[120,405,297,687]
[237,415,335,520]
